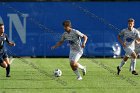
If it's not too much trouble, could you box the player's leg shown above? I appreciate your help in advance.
[130,48,139,72]
[117,47,134,75]
[4,58,11,77]
[119,56,129,69]
[69,51,82,80]
[130,58,133,72]
[3,52,11,77]
[70,61,82,80]
[0,61,7,68]
[77,63,86,75]
[0,54,7,68]
[0,59,9,77]
[131,52,138,75]
[75,53,86,76]
[117,56,129,75]
[130,52,138,72]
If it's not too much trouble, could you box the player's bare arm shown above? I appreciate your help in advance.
[118,35,126,48]
[51,40,64,49]
[81,35,88,48]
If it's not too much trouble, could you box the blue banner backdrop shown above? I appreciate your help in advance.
[0,2,140,57]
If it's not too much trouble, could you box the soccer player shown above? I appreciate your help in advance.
[117,18,140,75]
[128,27,140,72]
[0,23,15,77]
[51,20,88,80]
[135,27,140,56]
[130,27,140,71]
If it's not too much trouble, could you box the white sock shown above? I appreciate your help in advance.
[130,60,133,72]
[119,59,126,69]
[131,58,136,71]
[74,69,81,77]
[77,63,84,70]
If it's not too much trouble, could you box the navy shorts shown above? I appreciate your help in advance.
[0,51,8,64]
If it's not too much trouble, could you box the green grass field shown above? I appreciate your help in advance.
[0,58,140,93]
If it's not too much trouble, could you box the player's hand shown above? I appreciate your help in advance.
[81,43,86,48]
[122,42,126,48]
[9,42,16,46]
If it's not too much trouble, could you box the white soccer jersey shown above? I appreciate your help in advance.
[61,28,84,52]
[119,28,140,50]
[135,27,140,52]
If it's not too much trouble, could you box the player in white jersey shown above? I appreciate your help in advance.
[51,20,88,80]
[135,28,140,54]
[129,27,140,72]
[117,18,140,75]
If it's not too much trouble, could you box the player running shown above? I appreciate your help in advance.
[51,20,88,80]
[0,23,15,77]
[135,27,140,56]
[127,27,140,73]
[129,27,140,71]
[117,18,140,75]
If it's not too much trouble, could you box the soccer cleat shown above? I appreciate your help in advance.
[132,71,138,75]
[6,75,11,77]
[82,66,86,76]
[117,66,121,75]
[77,76,82,80]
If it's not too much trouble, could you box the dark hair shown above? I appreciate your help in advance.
[128,18,135,22]
[0,23,4,26]
[62,20,71,27]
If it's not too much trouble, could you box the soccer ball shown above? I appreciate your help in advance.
[54,69,62,77]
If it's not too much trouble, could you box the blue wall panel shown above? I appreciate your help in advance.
[0,2,140,57]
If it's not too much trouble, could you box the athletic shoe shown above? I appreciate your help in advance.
[117,66,121,75]
[6,75,11,77]
[132,71,138,75]
[82,66,86,76]
[77,76,82,80]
